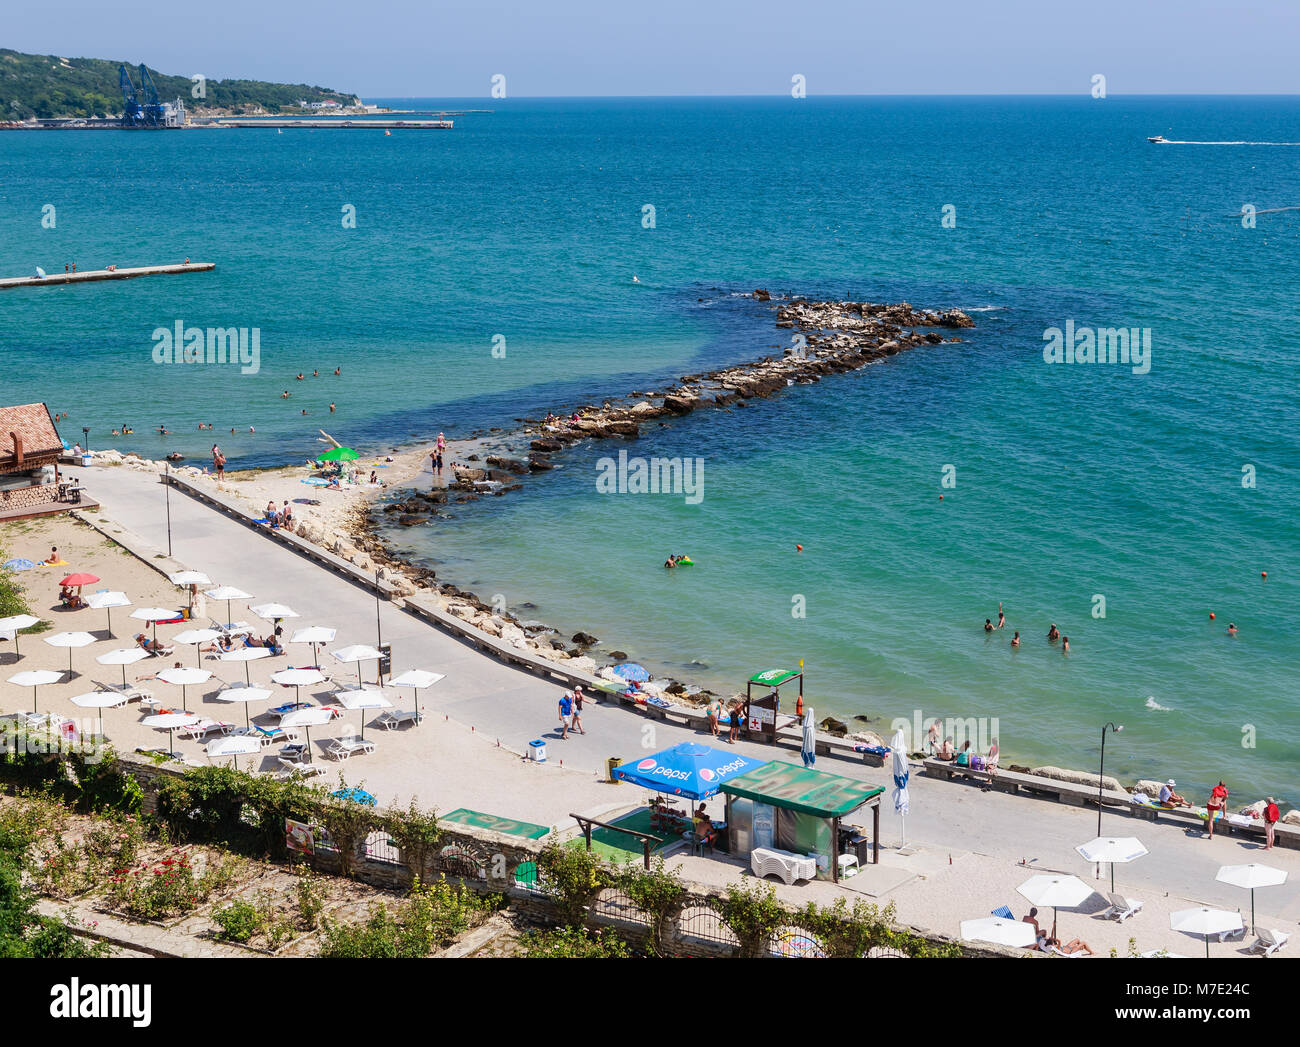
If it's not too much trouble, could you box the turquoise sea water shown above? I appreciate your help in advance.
[1,97,1297,798]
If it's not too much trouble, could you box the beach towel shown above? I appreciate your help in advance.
[854,744,891,757]
[301,477,329,486]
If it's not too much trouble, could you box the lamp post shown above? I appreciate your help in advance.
[1098,722,1123,837]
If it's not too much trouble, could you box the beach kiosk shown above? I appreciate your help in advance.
[721,760,884,883]
[745,667,803,743]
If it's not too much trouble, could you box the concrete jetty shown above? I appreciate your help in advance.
[202,118,452,129]
[0,261,215,290]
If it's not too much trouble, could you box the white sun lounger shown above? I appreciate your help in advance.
[1250,928,1290,957]
[94,679,153,703]
[750,847,817,885]
[277,758,325,779]
[325,736,375,760]
[1101,893,1144,922]
[376,709,419,730]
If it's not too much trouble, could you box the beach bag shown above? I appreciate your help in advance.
[971,754,986,771]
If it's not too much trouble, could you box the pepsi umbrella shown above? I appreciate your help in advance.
[331,787,377,806]
[611,742,763,800]
[610,663,650,683]
[891,727,910,847]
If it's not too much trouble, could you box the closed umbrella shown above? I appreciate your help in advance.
[331,644,383,688]
[44,630,97,679]
[1215,864,1288,935]
[205,733,262,770]
[281,706,335,761]
[96,646,150,687]
[0,613,40,660]
[334,686,392,739]
[389,668,444,724]
[1170,906,1243,958]
[172,627,221,668]
[141,712,201,756]
[289,626,336,667]
[960,916,1036,949]
[213,685,273,729]
[130,607,177,646]
[891,727,910,847]
[800,705,816,767]
[7,669,62,715]
[204,586,252,628]
[156,667,213,713]
[1016,874,1095,938]
[220,645,272,684]
[86,591,131,637]
[1075,836,1148,894]
[168,571,211,587]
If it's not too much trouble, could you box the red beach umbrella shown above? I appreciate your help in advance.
[60,573,101,587]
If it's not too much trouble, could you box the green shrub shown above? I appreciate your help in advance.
[521,926,631,959]
[213,898,265,943]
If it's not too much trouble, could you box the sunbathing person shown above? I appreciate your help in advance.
[200,633,235,654]
[1158,779,1189,807]
[134,633,166,654]
[936,737,956,761]
[1054,937,1095,956]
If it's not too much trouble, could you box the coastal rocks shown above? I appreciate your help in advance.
[530,438,564,453]
[567,655,597,674]
[818,717,849,737]
[753,288,771,301]
[1283,810,1300,827]
[852,730,886,750]
[607,651,628,662]
[486,456,528,475]
[661,395,697,415]
[1134,779,1165,797]
[1030,766,1123,793]
[571,631,598,647]
[527,454,555,471]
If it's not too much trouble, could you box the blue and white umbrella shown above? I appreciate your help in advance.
[2,559,38,572]
[800,706,816,766]
[891,728,910,846]
[610,662,650,684]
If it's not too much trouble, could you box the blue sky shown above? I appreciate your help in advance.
[6,0,1299,97]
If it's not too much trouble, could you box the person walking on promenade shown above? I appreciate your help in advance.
[557,690,573,739]
[570,686,587,735]
[1206,779,1229,839]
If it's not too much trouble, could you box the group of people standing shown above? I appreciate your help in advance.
[985,603,1070,653]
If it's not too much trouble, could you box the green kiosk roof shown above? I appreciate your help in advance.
[720,761,885,819]
[748,668,801,687]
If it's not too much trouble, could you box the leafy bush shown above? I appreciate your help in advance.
[520,926,631,959]
[536,839,607,926]
[212,898,264,943]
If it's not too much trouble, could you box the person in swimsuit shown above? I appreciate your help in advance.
[984,618,994,632]
[1206,780,1228,838]
[1011,631,1020,647]
[1047,624,1060,642]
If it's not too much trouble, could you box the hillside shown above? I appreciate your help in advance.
[0,49,358,119]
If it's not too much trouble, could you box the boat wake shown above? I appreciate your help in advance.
[1145,695,1172,712]
[1154,139,1300,146]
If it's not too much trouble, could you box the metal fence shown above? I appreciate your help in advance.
[677,904,740,950]
[589,887,652,927]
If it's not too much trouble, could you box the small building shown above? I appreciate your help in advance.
[0,402,71,518]
[721,760,884,883]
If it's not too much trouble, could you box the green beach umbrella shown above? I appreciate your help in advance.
[318,447,358,462]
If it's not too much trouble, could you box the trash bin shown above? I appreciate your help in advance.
[81,454,92,468]
[528,739,547,763]
[851,834,870,866]
[607,756,623,783]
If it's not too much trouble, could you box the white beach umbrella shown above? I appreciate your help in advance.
[141,712,201,755]
[7,669,62,714]
[1075,836,1148,894]
[204,585,252,627]
[289,626,336,667]
[890,727,910,847]
[85,590,131,636]
[70,689,130,739]
[800,705,816,767]
[331,644,383,688]
[270,667,327,704]
[168,570,211,587]
[130,607,177,645]
[172,627,221,667]
[1169,906,1244,958]
[220,645,273,684]
[250,603,299,621]
[389,668,444,724]
[334,687,392,739]
[960,916,1036,949]
[1215,864,1288,935]
[205,733,262,769]
[212,685,274,729]
[280,705,336,758]
[96,646,150,687]
[44,630,97,678]
[1016,874,1095,936]
[156,666,213,712]
[0,613,40,659]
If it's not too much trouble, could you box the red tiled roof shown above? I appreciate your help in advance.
[0,402,63,471]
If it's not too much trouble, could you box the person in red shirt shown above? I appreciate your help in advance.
[1264,796,1281,850]
[1206,780,1229,839]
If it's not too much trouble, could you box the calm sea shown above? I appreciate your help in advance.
[1,96,1297,798]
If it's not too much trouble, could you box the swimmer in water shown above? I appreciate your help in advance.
[296,373,304,380]
[984,618,994,632]
[334,367,341,376]
[1011,631,1020,648]
[329,403,336,413]
[312,370,319,377]
[1061,636,1070,653]
[1047,624,1060,642]
[1227,623,1237,636]
[664,558,676,569]
[281,391,290,399]
[997,603,1005,629]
